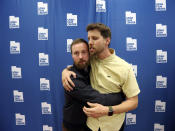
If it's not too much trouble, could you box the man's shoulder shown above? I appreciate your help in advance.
[69,66,89,80]
[69,66,81,74]
[113,55,132,69]
[110,48,131,68]
[68,66,79,79]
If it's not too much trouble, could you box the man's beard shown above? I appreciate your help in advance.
[89,47,104,57]
[74,59,89,69]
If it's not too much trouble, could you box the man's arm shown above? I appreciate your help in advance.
[65,76,125,106]
[83,95,138,118]
[83,66,140,118]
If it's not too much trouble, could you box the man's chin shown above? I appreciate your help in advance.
[75,63,87,69]
[90,52,95,56]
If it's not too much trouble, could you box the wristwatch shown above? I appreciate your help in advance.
[108,106,113,116]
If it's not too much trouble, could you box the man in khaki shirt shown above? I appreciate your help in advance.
[62,23,140,131]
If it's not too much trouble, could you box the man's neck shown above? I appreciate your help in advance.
[97,48,112,60]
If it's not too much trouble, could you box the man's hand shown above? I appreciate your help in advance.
[83,102,108,118]
[62,68,76,91]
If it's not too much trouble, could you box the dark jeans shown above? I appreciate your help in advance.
[119,122,124,131]
[62,123,91,131]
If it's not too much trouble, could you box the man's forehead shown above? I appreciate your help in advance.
[72,42,87,47]
[72,43,88,51]
[88,29,101,35]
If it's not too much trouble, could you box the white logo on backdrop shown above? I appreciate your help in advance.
[38,2,48,15]
[10,41,20,54]
[155,0,166,11]
[14,90,24,102]
[156,24,167,37]
[43,125,53,131]
[41,102,52,114]
[67,39,73,52]
[67,13,77,26]
[130,64,137,77]
[126,37,137,51]
[126,113,136,125]
[9,16,19,28]
[125,11,136,24]
[16,113,25,125]
[155,100,166,112]
[40,78,50,91]
[96,0,106,12]
[156,50,167,63]
[154,123,164,131]
[38,27,48,40]
[156,75,167,88]
[11,66,22,79]
[39,53,49,66]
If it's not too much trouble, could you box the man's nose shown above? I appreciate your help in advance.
[89,39,93,45]
[79,53,83,58]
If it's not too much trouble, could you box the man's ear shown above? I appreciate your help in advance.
[106,37,111,46]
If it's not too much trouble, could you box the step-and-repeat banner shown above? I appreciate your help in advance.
[0,0,174,131]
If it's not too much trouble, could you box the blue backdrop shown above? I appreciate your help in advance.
[0,0,175,131]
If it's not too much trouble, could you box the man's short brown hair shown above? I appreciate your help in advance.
[86,23,111,39]
[71,38,89,54]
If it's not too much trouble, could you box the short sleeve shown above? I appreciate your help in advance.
[122,66,140,98]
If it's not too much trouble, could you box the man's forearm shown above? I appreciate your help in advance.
[66,77,125,105]
[83,95,138,118]
[112,95,138,114]
[101,96,139,115]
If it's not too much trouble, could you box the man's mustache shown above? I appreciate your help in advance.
[78,60,86,63]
